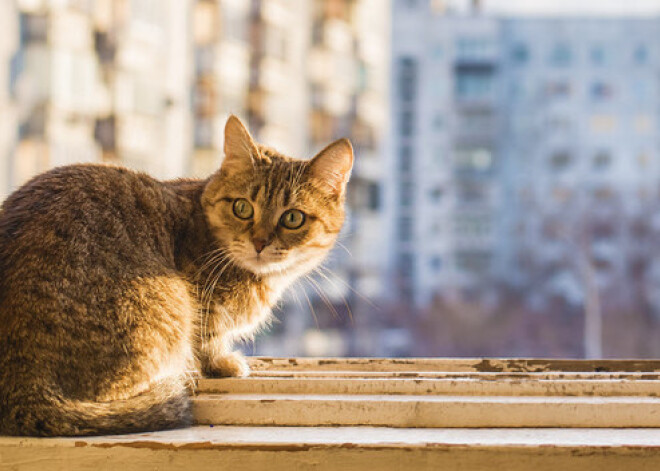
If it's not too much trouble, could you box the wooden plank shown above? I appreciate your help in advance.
[3,427,660,471]
[192,394,660,428]
[243,370,660,379]
[248,357,660,373]
[196,377,660,397]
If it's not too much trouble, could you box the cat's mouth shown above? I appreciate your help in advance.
[235,250,293,276]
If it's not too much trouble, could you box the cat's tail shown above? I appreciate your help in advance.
[2,378,192,436]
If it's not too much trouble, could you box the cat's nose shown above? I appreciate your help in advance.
[252,238,270,254]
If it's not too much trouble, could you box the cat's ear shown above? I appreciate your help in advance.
[221,115,259,172]
[308,138,354,197]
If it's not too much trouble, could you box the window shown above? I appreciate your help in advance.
[461,110,493,132]
[634,115,652,134]
[590,115,617,133]
[590,45,606,66]
[398,57,417,102]
[430,256,442,271]
[549,151,571,170]
[544,81,569,99]
[400,181,413,207]
[367,183,380,211]
[552,186,573,204]
[455,250,492,273]
[95,31,116,64]
[455,148,493,172]
[457,181,487,203]
[399,145,413,172]
[455,37,494,61]
[131,0,163,29]
[454,215,491,237]
[634,44,648,65]
[511,43,529,64]
[593,151,611,170]
[545,81,571,99]
[398,253,415,277]
[433,146,445,167]
[398,216,413,242]
[263,24,288,61]
[433,113,444,129]
[549,43,571,66]
[18,106,45,139]
[400,110,414,136]
[593,186,615,201]
[402,0,419,9]
[19,13,48,45]
[194,117,215,148]
[94,116,116,152]
[221,3,248,42]
[632,79,651,102]
[547,115,571,133]
[195,45,215,75]
[591,82,613,101]
[429,186,443,202]
[455,69,494,100]
[637,152,651,168]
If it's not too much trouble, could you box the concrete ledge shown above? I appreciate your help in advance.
[3,358,660,469]
[192,393,660,427]
[2,427,660,471]
[191,357,660,428]
[247,357,660,373]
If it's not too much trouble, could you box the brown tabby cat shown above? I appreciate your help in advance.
[0,116,353,436]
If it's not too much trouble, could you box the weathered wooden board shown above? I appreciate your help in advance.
[189,357,660,428]
[193,394,660,428]
[197,377,660,396]
[2,427,660,471]
[248,357,660,373]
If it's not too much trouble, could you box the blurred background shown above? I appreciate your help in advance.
[1,0,660,358]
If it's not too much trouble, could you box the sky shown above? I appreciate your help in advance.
[450,0,660,16]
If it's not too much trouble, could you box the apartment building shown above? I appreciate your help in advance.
[5,0,192,192]
[93,0,191,179]
[390,0,502,307]
[9,0,104,190]
[190,0,250,176]
[390,0,660,311]
[499,18,660,308]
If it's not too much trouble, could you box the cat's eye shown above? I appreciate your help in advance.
[232,198,254,219]
[279,209,306,229]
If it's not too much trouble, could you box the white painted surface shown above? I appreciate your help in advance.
[198,376,660,396]
[193,393,660,428]
[3,357,660,469]
[191,356,660,428]
[2,427,660,471]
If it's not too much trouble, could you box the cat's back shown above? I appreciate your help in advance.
[0,164,182,268]
[0,163,191,322]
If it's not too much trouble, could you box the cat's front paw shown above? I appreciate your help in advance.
[204,351,250,377]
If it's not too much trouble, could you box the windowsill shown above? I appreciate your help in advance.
[2,357,660,470]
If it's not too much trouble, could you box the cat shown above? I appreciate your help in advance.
[0,115,353,436]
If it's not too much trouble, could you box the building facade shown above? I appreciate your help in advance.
[390,0,660,312]
[390,0,502,307]
[500,18,660,309]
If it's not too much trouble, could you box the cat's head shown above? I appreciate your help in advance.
[201,116,353,278]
